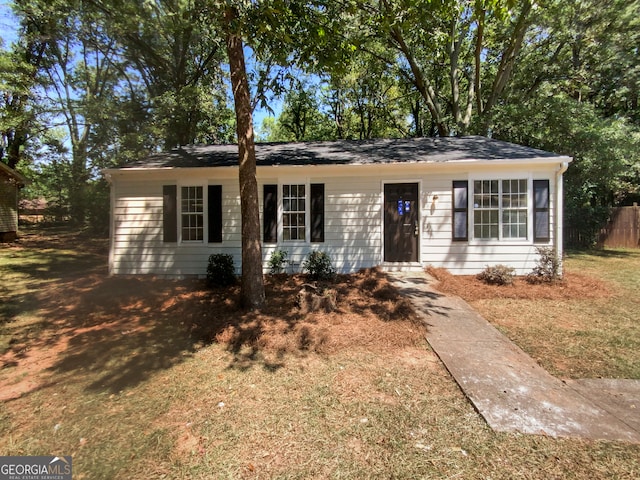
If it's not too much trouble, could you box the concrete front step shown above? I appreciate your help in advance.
[379,262,424,272]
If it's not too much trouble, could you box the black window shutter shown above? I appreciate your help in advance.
[452,181,468,241]
[263,184,278,243]
[310,183,325,242]
[208,185,222,243]
[163,185,177,243]
[533,179,550,242]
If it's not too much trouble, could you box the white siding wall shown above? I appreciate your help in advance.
[110,162,563,276]
[0,175,18,233]
[261,175,383,273]
[110,176,242,276]
[418,167,559,275]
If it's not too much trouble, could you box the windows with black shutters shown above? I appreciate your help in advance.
[263,183,324,243]
[452,179,551,243]
[162,184,223,243]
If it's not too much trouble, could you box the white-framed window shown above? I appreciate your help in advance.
[263,182,324,244]
[163,184,223,244]
[181,185,204,241]
[282,184,306,241]
[472,179,528,240]
[501,179,528,239]
[473,180,499,239]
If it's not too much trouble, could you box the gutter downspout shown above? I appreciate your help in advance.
[556,161,570,275]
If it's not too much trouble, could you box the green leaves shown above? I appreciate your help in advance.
[3,0,638,236]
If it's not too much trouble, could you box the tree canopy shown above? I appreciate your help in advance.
[1,0,637,248]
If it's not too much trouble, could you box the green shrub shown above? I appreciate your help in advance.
[206,253,236,287]
[477,264,515,286]
[303,251,336,281]
[268,249,288,274]
[527,246,561,283]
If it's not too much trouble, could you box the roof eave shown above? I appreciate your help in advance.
[104,154,572,175]
[0,162,29,186]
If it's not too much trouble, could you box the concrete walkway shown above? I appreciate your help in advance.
[389,272,640,443]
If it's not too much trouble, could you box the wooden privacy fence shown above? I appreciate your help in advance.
[597,204,640,249]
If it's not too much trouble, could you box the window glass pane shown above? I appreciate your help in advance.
[499,179,527,239]
[519,179,527,192]
[518,193,527,207]
[518,211,527,223]
[283,184,306,241]
[474,178,528,240]
[502,207,527,239]
[181,185,203,241]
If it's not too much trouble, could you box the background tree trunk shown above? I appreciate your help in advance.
[224,8,265,309]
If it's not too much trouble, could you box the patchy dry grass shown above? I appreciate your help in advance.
[1,228,639,479]
[428,248,640,380]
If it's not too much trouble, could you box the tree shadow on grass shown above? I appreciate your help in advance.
[1,236,428,399]
[1,269,320,397]
[1,273,203,396]
[46,275,317,391]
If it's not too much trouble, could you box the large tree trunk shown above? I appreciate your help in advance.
[224,8,265,309]
[6,129,24,170]
[68,143,88,225]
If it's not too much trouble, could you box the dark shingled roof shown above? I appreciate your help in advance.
[0,161,28,185]
[117,136,569,170]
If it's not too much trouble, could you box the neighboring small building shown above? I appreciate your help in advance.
[0,162,28,242]
[18,198,48,224]
[104,136,572,277]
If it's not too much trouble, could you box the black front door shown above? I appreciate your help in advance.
[384,183,419,262]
